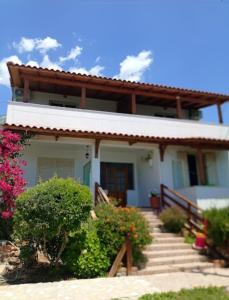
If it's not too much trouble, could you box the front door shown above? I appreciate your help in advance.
[101,163,132,206]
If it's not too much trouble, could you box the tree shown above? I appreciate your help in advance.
[0,130,26,219]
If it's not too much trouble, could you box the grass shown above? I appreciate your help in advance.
[139,287,229,300]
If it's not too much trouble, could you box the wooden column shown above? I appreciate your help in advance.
[80,87,86,109]
[176,96,182,119]
[130,94,136,114]
[23,79,29,102]
[197,148,206,185]
[217,101,223,124]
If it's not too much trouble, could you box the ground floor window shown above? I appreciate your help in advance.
[37,157,74,181]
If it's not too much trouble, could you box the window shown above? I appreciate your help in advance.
[37,157,74,181]
[49,100,78,108]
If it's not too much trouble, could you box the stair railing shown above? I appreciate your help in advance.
[160,184,207,235]
[108,233,132,277]
[95,182,111,206]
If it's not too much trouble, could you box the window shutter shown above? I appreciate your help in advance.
[37,158,74,181]
[172,160,184,189]
[204,153,218,186]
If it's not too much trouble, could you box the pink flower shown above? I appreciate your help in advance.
[1,210,13,219]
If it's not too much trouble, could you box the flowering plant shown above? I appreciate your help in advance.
[148,188,159,198]
[0,130,27,219]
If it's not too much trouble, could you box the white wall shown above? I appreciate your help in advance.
[22,140,89,187]
[177,186,229,210]
[7,102,229,140]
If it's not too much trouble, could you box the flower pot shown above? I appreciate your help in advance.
[194,232,206,249]
[150,196,160,210]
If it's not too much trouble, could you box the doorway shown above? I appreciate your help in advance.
[187,154,199,186]
[101,162,134,206]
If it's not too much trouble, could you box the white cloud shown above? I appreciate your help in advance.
[114,50,153,82]
[0,55,22,87]
[13,36,61,54]
[26,60,39,67]
[95,56,101,63]
[40,55,62,71]
[59,46,82,63]
[69,65,104,76]
[36,37,61,54]
[13,37,36,53]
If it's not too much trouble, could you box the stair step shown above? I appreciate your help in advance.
[143,248,197,258]
[145,243,191,251]
[152,232,178,238]
[154,237,184,244]
[137,262,213,275]
[145,254,207,267]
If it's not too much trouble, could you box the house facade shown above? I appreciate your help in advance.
[3,62,229,209]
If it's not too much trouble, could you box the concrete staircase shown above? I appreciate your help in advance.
[138,209,213,275]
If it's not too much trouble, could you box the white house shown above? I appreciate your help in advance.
[3,62,229,209]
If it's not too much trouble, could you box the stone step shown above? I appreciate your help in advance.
[154,237,184,244]
[143,248,197,258]
[137,262,214,276]
[145,243,191,251]
[145,254,207,267]
[152,232,178,238]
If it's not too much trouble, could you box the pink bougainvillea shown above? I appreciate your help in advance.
[0,130,27,219]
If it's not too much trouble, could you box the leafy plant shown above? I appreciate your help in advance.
[204,206,229,247]
[63,222,110,278]
[13,177,93,265]
[159,207,187,233]
[94,204,152,266]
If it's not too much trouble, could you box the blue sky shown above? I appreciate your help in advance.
[0,0,228,123]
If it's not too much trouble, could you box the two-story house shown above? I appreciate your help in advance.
[3,62,229,209]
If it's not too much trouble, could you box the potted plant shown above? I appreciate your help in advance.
[149,189,160,211]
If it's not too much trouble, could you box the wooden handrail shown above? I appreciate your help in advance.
[161,184,202,211]
[95,182,111,206]
[108,234,132,277]
[160,184,207,235]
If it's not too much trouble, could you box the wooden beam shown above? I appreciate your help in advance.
[23,79,29,102]
[159,144,167,162]
[21,74,217,105]
[217,101,223,124]
[176,96,182,119]
[95,139,101,158]
[196,148,206,185]
[130,94,136,114]
[80,86,86,109]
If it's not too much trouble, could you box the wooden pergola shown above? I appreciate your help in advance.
[7,62,229,123]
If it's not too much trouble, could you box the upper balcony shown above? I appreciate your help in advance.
[6,62,229,124]
[6,101,229,142]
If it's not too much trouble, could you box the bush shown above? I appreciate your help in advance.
[159,207,187,233]
[63,222,110,278]
[94,204,152,266]
[13,177,92,265]
[204,206,229,247]
[0,218,13,240]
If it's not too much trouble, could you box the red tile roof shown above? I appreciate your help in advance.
[4,123,229,149]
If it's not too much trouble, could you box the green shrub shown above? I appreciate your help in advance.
[0,218,13,240]
[94,204,152,266]
[159,207,187,233]
[63,222,110,278]
[13,177,92,265]
[139,287,229,300]
[204,206,229,247]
